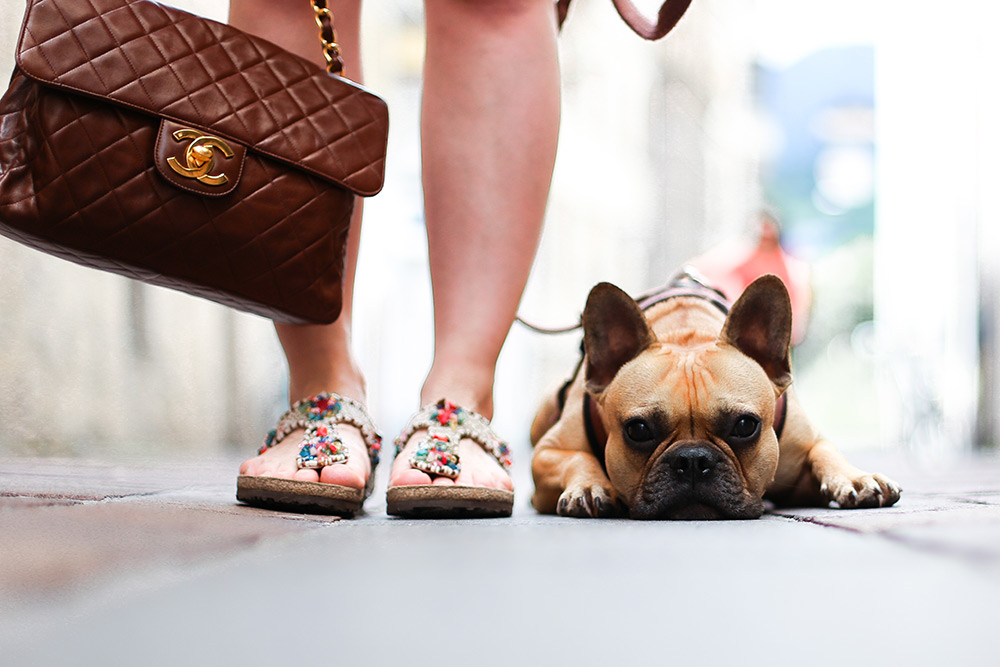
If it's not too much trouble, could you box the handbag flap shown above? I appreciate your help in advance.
[15,0,388,196]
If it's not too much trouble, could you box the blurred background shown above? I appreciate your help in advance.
[1,0,998,464]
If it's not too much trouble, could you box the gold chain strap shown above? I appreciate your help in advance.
[311,0,344,75]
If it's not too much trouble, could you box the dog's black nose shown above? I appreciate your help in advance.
[666,444,720,484]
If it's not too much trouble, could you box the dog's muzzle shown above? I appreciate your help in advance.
[630,441,764,520]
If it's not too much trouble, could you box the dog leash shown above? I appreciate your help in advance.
[556,0,694,41]
[524,2,693,326]
[514,315,581,335]
[515,267,726,336]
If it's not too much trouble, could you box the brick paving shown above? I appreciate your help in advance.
[1,449,998,666]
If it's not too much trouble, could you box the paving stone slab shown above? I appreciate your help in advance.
[885,520,1000,568]
[128,488,356,524]
[773,493,993,523]
[0,456,240,500]
[775,499,1000,533]
[6,516,999,667]
[953,493,1000,505]
[3,451,1000,665]
[0,496,81,509]
[0,499,330,600]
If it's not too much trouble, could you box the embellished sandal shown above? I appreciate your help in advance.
[236,392,381,516]
[386,399,514,518]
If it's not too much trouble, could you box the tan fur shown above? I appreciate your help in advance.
[530,276,901,519]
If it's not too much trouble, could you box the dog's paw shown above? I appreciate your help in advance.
[820,471,902,509]
[557,484,624,518]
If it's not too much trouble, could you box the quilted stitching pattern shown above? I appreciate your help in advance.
[17,0,388,196]
[0,0,389,324]
[0,73,351,323]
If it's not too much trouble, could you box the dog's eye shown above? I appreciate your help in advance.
[624,418,656,445]
[730,414,761,441]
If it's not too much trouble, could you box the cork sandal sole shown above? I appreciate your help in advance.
[237,475,363,517]
[386,485,513,519]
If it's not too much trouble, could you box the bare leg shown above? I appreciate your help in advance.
[390,0,560,489]
[234,0,371,491]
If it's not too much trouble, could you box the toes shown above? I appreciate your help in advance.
[873,473,902,507]
[242,419,376,492]
[454,465,483,488]
[318,436,369,490]
[849,473,902,508]
[493,468,514,491]
[390,468,434,487]
[454,460,502,489]
[823,472,903,509]
[820,480,853,507]
[243,454,298,480]
[390,430,513,491]
[556,485,622,518]
[407,437,512,490]
[819,478,858,508]
[244,435,362,487]
[561,491,594,518]
[292,468,321,482]
[318,464,364,489]
[557,491,590,518]
[590,488,623,518]
[856,476,884,508]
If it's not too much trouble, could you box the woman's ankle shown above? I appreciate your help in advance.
[420,364,496,418]
[276,321,367,404]
[288,361,366,405]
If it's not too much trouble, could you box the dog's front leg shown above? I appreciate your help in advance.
[532,432,624,518]
[806,440,902,508]
[770,393,902,509]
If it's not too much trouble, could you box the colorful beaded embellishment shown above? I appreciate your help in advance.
[296,423,346,469]
[260,393,382,475]
[394,399,512,479]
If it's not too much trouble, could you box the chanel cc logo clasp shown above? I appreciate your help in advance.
[166,129,235,187]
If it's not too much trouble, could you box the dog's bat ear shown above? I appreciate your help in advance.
[583,282,656,394]
[720,274,793,391]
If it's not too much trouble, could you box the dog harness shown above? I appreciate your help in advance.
[633,267,731,314]
[563,268,789,470]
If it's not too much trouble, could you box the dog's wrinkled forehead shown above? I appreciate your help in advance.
[604,343,774,423]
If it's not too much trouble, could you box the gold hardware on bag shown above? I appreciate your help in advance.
[166,129,235,186]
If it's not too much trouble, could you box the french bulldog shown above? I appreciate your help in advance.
[530,271,901,519]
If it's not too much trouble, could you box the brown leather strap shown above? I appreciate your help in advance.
[311,0,344,75]
[774,392,788,439]
[635,268,731,315]
[556,0,693,41]
[583,392,609,474]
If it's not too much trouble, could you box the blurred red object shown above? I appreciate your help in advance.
[690,211,812,345]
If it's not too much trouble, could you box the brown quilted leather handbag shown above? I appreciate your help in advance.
[0,0,389,324]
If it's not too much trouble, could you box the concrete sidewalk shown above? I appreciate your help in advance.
[2,449,999,666]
